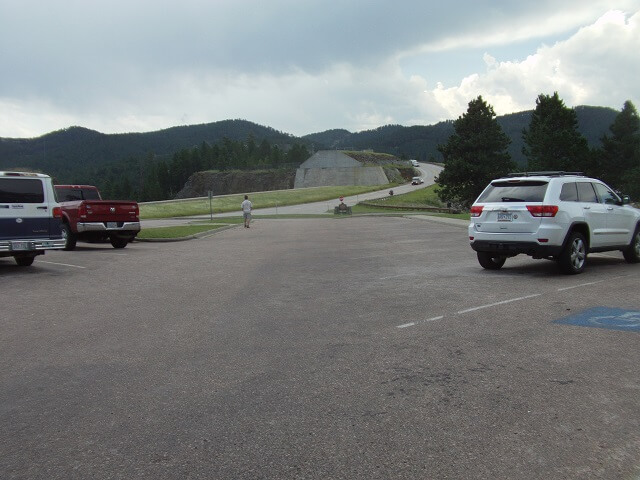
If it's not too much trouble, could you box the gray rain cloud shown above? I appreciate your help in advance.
[1,0,639,137]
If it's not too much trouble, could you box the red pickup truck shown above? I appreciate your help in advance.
[54,185,141,250]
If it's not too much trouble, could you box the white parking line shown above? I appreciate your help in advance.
[456,294,542,314]
[557,281,601,292]
[37,260,86,269]
[396,275,629,329]
[556,275,625,292]
[397,315,443,329]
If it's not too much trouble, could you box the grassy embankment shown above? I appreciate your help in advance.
[139,185,395,219]
[354,184,470,220]
[138,184,470,239]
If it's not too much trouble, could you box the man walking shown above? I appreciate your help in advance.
[241,195,252,228]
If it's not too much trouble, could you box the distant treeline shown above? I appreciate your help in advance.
[85,137,311,201]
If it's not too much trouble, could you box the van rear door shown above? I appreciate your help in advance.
[0,177,50,241]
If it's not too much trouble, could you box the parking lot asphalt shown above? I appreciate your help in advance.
[1,216,639,479]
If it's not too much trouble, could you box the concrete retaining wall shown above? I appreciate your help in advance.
[294,166,389,188]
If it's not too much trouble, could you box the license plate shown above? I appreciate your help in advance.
[106,222,118,229]
[10,241,32,251]
[497,212,513,222]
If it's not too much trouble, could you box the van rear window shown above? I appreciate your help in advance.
[477,180,548,203]
[0,178,44,203]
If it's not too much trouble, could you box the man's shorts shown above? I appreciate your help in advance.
[243,212,251,220]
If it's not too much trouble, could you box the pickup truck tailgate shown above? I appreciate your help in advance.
[83,201,138,222]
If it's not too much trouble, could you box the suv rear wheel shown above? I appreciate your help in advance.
[622,226,640,263]
[477,252,507,270]
[558,231,586,274]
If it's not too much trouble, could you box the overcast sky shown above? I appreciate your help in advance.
[1,0,639,138]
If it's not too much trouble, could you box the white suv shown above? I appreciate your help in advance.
[0,171,66,266]
[468,172,640,274]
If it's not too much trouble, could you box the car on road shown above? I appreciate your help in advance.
[410,159,419,167]
[468,172,640,274]
[0,171,65,266]
[411,177,424,185]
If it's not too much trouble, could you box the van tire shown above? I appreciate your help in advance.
[61,223,77,251]
[14,255,35,266]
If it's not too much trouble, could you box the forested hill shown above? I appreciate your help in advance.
[0,105,619,180]
[303,106,618,165]
[0,120,302,178]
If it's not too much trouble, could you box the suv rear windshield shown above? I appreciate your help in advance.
[0,178,44,203]
[477,180,548,203]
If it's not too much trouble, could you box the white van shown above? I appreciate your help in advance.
[0,172,66,266]
[410,159,419,167]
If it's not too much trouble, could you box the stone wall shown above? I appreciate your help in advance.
[175,170,296,199]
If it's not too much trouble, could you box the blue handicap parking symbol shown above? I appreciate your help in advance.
[554,307,640,332]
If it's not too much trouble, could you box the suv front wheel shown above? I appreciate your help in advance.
[623,226,640,263]
[558,231,587,274]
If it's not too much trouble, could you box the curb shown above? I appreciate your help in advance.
[404,214,469,228]
[135,224,238,243]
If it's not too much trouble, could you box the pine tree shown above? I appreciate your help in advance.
[522,92,589,172]
[597,100,640,199]
[436,96,514,207]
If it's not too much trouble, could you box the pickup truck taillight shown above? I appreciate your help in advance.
[78,203,87,219]
[52,206,62,218]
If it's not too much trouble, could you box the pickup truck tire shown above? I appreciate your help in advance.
[14,255,36,266]
[110,236,129,249]
[61,223,77,251]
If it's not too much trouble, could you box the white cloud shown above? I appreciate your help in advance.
[426,10,640,118]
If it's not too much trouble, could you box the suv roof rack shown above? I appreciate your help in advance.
[505,171,584,178]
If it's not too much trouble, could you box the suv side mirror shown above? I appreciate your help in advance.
[622,195,631,205]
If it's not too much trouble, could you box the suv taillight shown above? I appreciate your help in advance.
[470,205,483,217]
[527,205,559,217]
[52,206,62,218]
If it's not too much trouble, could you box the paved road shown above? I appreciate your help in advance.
[2,215,638,479]
[142,163,443,228]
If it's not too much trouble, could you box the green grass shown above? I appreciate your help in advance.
[363,183,444,207]
[193,217,244,224]
[137,224,229,239]
[350,204,469,220]
[352,184,470,220]
[140,184,396,219]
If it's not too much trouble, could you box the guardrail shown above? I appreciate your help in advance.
[359,201,461,214]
